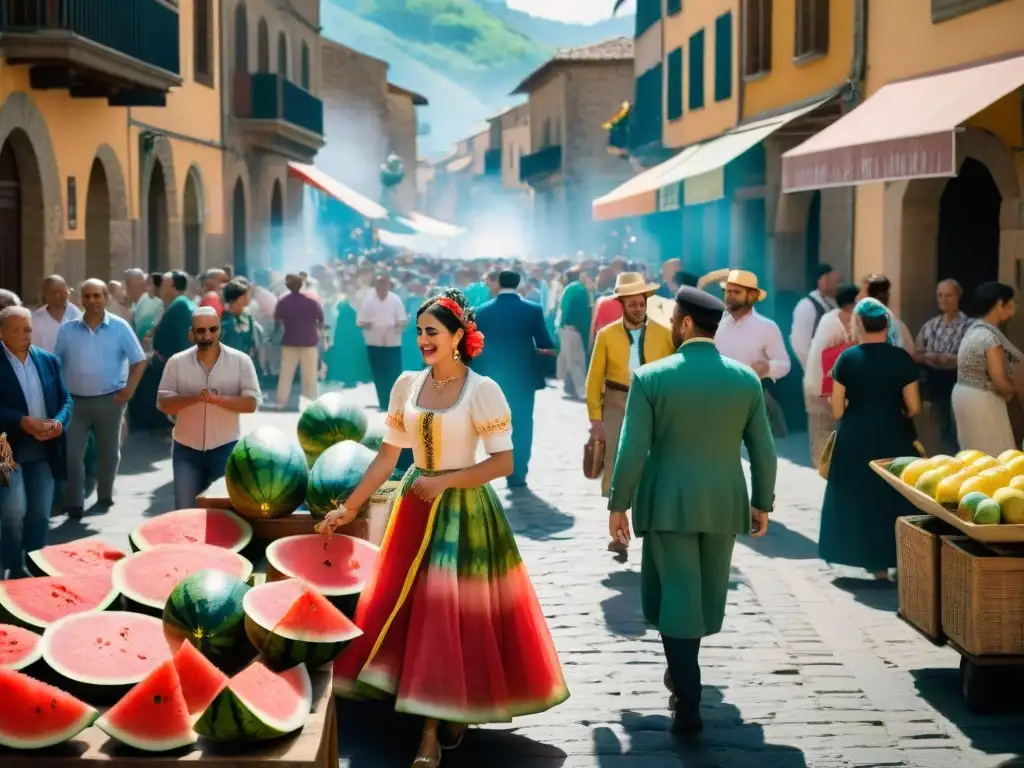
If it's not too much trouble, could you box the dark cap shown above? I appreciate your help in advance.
[498,270,521,289]
[675,286,725,332]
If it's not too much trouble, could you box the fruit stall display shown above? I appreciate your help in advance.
[872,448,1024,712]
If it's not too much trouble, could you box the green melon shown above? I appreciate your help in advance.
[306,440,377,521]
[297,393,369,465]
[162,570,252,670]
[887,456,919,477]
[225,426,308,519]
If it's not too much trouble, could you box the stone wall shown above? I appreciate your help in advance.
[386,92,418,214]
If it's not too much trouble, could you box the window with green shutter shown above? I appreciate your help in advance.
[714,12,733,101]
[688,29,705,110]
[666,0,682,15]
[666,47,683,121]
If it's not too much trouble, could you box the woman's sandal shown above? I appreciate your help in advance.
[439,724,467,751]
[411,758,440,767]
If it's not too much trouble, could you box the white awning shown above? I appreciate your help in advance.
[288,162,389,220]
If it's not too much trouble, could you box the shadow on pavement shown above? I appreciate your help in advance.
[829,576,898,612]
[739,519,819,560]
[772,432,814,470]
[335,697,567,767]
[594,687,807,767]
[503,487,575,541]
[600,570,645,637]
[118,430,173,475]
[47,516,103,546]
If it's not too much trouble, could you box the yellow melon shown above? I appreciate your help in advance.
[969,456,1001,472]
[998,449,1024,465]
[1010,475,1024,493]
[917,466,956,498]
[995,487,1024,524]
[1004,455,1024,477]
[900,459,933,488]
[935,472,969,506]
[959,473,1007,501]
[956,449,987,464]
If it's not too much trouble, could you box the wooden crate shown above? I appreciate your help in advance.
[896,515,954,642]
[941,535,1024,656]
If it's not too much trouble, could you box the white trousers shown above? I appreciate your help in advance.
[277,346,319,407]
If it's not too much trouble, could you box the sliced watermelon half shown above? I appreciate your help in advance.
[27,538,127,577]
[0,624,42,672]
[194,660,313,742]
[112,544,253,615]
[129,508,254,553]
[243,578,362,670]
[41,611,173,704]
[0,573,119,630]
[95,659,198,751]
[171,640,228,716]
[265,534,380,617]
[0,667,98,749]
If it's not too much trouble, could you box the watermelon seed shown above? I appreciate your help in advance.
[35,707,42,714]
[323,559,332,567]
[50,699,56,709]
[137,653,148,660]
[154,695,162,704]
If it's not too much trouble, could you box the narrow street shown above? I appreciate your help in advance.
[52,383,1024,768]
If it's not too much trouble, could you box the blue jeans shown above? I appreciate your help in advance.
[1,459,56,577]
[172,441,237,509]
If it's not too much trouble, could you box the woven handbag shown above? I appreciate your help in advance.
[0,433,15,488]
[818,431,836,480]
[583,438,605,480]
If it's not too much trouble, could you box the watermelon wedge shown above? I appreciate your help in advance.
[265,534,379,617]
[0,624,42,672]
[113,544,253,616]
[95,659,198,751]
[243,579,362,670]
[0,573,119,630]
[41,611,173,703]
[27,538,127,577]
[0,668,98,749]
[171,641,228,716]
[129,508,253,553]
[194,660,313,742]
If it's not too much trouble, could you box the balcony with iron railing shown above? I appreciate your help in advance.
[519,145,562,185]
[0,0,182,101]
[233,71,325,162]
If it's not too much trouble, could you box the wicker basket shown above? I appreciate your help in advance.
[896,515,954,641]
[941,535,1024,656]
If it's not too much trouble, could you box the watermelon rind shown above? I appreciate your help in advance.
[0,624,43,672]
[193,663,313,742]
[0,668,98,749]
[27,539,127,577]
[265,534,379,598]
[225,427,309,520]
[94,660,198,752]
[128,508,254,553]
[305,440,377,520]
[162,570,252,669]
[297,393,369,466]
[96,715,198,752]
[0,575,120,630]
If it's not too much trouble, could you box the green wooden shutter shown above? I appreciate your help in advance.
[714,12,733,102]
[666,47,683,121]
[688,29,705,110]
[666,0,682,15]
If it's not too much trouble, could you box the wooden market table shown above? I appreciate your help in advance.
[1,669,338,766]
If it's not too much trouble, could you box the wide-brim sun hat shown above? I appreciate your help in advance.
[612,271,660,299]
[712,268,767,302]
[646,295,674,328]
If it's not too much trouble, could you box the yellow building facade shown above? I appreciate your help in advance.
[0,0,225,302]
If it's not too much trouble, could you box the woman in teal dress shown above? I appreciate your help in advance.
[819,298,922,578]
[325,288,372,387]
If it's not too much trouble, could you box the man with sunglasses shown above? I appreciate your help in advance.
[157,307,262,508]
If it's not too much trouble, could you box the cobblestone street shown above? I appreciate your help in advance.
[52,383,1024,768]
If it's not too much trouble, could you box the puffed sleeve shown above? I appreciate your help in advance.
[383,371,415,449]
[470,375,514,454]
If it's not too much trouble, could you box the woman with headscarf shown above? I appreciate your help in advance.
[818,298,922,580]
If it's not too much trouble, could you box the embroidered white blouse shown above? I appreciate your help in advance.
[383,369,514,471]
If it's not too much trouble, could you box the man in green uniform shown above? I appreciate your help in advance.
[608,286,777,736]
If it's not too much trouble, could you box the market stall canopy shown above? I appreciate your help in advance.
[782,54,1024,193]
[403,212,465,238]
[592,98,830,221]
[288,162,389,221]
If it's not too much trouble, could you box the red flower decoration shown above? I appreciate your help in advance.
[434,297,464,320]
[464,323,485,359]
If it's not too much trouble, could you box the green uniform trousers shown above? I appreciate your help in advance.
[641,531,736,639]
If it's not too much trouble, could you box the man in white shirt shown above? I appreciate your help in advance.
[31,275,82,354]
[357,274,408,411]
[157,307,262,508]
[789,264,838,369]
[714,270,791,436]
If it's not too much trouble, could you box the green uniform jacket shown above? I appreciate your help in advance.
[608,339,778,535]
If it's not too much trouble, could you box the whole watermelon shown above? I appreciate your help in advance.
[306,440,376,520]
[225,426,308,519]
[297,393,369,465]
[359,425,385,453]
[163,569,252,670]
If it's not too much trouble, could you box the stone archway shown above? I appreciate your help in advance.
[0,91,63,298]
[232,179,248,276]
[140,134,180,271]
[183,166,205,275]
[85,158,111,281]
[270,179,284,270]
[90,144,130,279]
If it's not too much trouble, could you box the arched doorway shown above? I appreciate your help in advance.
[85,157,111,281]
[257,19,269,73]
[147,161,170,272]
[183,171,203,275]
[270,180,284,271]
[232,180,247,276]
[937,157,1001,303]
[234,3,248,73]
[277,32,288,78]
[0,140,23,293]
[0,129,45,297]
[804,190,822,290]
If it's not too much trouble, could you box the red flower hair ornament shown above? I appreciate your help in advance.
[434,297,485,359]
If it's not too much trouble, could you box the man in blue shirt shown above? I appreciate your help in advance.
[0,306,73,577]
[55,279,147,520]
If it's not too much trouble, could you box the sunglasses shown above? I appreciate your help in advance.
[194,326,220,335]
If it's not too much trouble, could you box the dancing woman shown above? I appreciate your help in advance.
[320,288,569,767]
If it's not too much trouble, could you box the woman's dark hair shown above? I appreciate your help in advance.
[149,272,163,288]
[836,283,860,309]
[416,288,476,365]
[864,274,891,304]
[860,312,889,334]
[223,279,250,304]
[969,281,1014,318]
[170,270,189,293]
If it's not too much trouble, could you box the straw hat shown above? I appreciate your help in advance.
[612,272,659,299]
[718,269,767,302]
[646,295,674,328]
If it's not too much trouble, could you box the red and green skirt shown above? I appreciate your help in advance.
[333,470,569,723]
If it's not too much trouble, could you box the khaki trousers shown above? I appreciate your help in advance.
[601,388,628,497]
[276,345,319,407]
[557,327,586,396]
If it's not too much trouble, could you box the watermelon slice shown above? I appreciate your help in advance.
[41,611,173,703]
[0,624,42,672]
[171,640,228,715]
[0,573,119,630]
[265,534,379,617]
[113,544,253,615]
[0,667,98,749]
[194,660,313,742]
[129,508,254,553]
[27,538,127,577]
[243,579,362,670]
[95,659,198,751]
